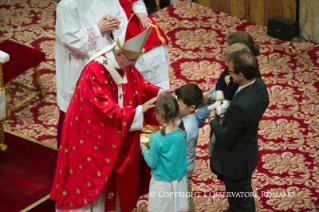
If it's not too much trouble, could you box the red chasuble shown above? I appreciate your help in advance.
[50,56,160,211]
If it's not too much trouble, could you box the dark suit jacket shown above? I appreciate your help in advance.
[210,77,269,180]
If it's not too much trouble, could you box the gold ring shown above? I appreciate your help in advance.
[148,103,152,106]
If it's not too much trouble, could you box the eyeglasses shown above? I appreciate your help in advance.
[121,53,139,63]
[227,70,235,74]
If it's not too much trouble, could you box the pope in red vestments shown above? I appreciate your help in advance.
[51,14,170,212]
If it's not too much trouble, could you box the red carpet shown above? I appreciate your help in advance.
[0,132,58,211]
[0,0,59,147]
[1,0,319,211]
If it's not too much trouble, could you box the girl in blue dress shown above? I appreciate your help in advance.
[141,94,189,212]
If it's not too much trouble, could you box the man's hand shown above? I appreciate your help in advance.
[98,15,121,33]
[207,109,217,120]
[135,13,151,28]
[142,97,157,113]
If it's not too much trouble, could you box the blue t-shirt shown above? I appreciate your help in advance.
[141,129,187,181]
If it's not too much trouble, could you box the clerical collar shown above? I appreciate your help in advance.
[104,48,120,69]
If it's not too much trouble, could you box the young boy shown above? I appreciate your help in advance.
[175,83,203,212]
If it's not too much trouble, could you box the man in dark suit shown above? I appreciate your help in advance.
[208,49,269,212]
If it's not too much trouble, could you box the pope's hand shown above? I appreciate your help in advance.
[160,87,179,96]
[142,97,157,113]
[136,13,151,28]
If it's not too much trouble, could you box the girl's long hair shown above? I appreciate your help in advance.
[155,94,185,136]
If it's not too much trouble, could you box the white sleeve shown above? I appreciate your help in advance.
[56,4,105,55]
[157,89,163,97]
[129,105,144,131]
[129,87,162,132]
[132,0,148,15]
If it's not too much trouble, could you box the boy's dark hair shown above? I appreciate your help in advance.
[229,49,259,80]
[175,83,203,109]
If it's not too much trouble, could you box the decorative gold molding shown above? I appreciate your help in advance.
[20,194,50,212]
[4,129,58,151]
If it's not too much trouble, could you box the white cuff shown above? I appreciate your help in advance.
[94,26,102,36]
[157,89,163,97]
[129,105,143,132]
[209,118,215,123]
